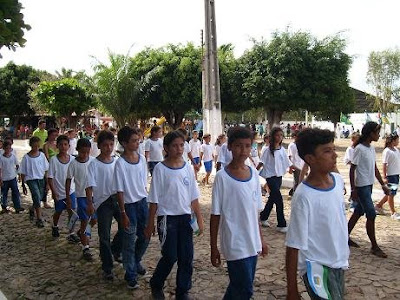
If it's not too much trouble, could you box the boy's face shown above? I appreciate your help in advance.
[193,132,198,139]
[164,137,184,158]
[57,140,70,153]
[77,146,90,160]
[228,138,252,160]
[49,131,58,141]
[68,131,75,139]
[204,136,211,143]
[307,142,337,172]
[351,136,359,145]
[98,139,114,156]
[123,134,140,152]
[3,145,12,155]
[31,141,40,152]
[371,127,380,142]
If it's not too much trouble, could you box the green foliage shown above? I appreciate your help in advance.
[0,0,31,55]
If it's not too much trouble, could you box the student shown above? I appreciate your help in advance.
[32,119,48,150]
[145,130,204,300]
[288,131,305,196]
[0,140,24,213]
[43,128,59,161]
[210,127,267,299]
[257,127,292,231]
[177,128,196,167]
[90,129,101,157]
[214,134,226,166]
[145,126,164,176]
[114,126,149,289]
[189,130,202,180]
[200,134,214,185]
[286,128,349,300]
[374,133,400,220]
[348,121,390,258]
[66,138,96,261]
[67,129,77,156]
[137,128,146,156]
[344,132,360,211]
[48,135,79,242]
[86,130,122,280]
[20,136,49,228]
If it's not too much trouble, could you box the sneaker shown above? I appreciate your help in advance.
[276,226,288,233]
[391,212,400,220]
[1,207,11,214]
[375,205,384,215]
[83,248,93,261]
[261,220,270,227]
[103,271,114,281]
[137,263,147,276]
[67,233,80,244]
[15,207,25,214]
[151,287,165,300]
[29,208,34,221]
[36,219,44,228]
[127,280,139,290]
[52,226,60,238]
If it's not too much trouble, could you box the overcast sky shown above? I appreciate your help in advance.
[1,0,399,93]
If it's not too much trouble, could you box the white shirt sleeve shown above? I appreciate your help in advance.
[285,195,309,251]
[86,161,97,188]
[113,161,124,192]
[43,153,49,171]
[66,160,74,179]
[344,147,351,164]
[147,165,161,204]
[19,155,26,175]
[352,146,361,166]
[189,166,200,201]
[145,140,150,152]
[382,148,389,164]
[211,173,222,215]
[48,157,56,179]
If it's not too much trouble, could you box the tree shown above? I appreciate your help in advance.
[241,30,353,129]
[0,0,31,56]
[367,48,400,115]
[30,78,93,128]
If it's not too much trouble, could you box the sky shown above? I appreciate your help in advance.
[1,0,399,93]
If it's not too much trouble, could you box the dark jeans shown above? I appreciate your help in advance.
[303,268,345,300]
[97,195,123,274]
[224,255,258,300]
[260,176,287,227]
[1,178,21,209]
[148,161,160,176]
[122,198,150,282]
[150,214,193,297]
[293,169,301,192]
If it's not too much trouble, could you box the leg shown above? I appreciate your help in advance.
[387,195,396,214]
[176,215,193,298]
[123,203,138,282]
[9,178,21,210]
[111,196,123,258]
[327,269,345,300]
[1,180,9,209]
[135,198,150,270]
[53,211,62,227]
[97,198,114,274]
[272,177,286,227]
[260,177,276,221]
[375,195,388,208]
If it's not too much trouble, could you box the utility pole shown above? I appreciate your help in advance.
[202,0,222,142]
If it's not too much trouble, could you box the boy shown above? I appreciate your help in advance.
[20,136,49,227]
[48,135,79,242]
[114,126,149,289]
[287,131,304,196]
[210,127,267,299]
[86,130,122,280]
[200,134,214,185]
[67,129,77,156]
[66,138,95,261]
[344,132,360,212]
[189,130,201,180]
[0,140,24,213]
[286,128,349,300]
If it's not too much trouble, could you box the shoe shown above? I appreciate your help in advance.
[113,253,123,263]
[151,287,165,300]
[67,233,80,244]
[15,207,25,214]
[348,238,360,248]
[43,202,52,209]
[391,212,400,220]
[52,226,60,238]
[36,219,44,228]
[82,248,93,261]
[29,208,34,221]
[1,207,11,214]
[137,263,147,276]
[374,205,384,215]
[276,226,288,233]
[176,294,192,300]
[261,220,270,227]
[371,246,387,258]
[103,271,114,281]
[127,280,139,289]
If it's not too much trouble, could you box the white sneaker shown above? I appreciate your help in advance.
[391,212,400,220]
[261,220,270,227]
[276,226,288,233]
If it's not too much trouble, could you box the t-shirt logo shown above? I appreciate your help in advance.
[183,177,190,186]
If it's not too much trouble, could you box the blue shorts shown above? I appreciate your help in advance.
[204,160,212,173]
[387,175,399,195]
[54,193,77,213]
[193,157,200,165]
[26,179,46,209]
[77,197,97,221]
[354,185,376,219]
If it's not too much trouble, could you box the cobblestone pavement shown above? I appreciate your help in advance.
[0,139,399,299]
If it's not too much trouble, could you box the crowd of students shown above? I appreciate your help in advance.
[0,120,398,299]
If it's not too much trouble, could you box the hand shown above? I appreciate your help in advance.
[194,164,200,172]
[52,193,58,201]
[382,185,390,195]
[198,218,204,235]
[22,184,28,195]
[211,247,221,267]
[288,168,293,174]
[260,241,268,257]
[87,202,95,216]
[121,212,130,230]
[144,224,154,240]
[350,189,358,202]
[66,198,72,210]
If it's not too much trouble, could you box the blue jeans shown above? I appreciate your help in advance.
[354,185,376,219]
[260,176,287,227]
[1,178,21,209]
[97,195,123,274]
[26,179,45,209]
[148,161,160,176]
[150,214,193,297]
[122,198,150,282]
[224,255,258,300]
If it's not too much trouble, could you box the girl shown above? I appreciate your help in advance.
[260,133,270,157]
[43,128,59,161]
[214,134,226,166]
[145,126,164,176]
[374,133,400,220]
[248,132,260,168]
[257,127,292,232]
[145,130,204,300]
[344,132,360,211]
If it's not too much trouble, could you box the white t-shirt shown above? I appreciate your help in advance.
[288,142,304,170]
[145,138,164,162]
[183,141,191,162]
[0,153,19,181]
[113,155,148,204]
[20,152,49,181]
[66,157,94,198]
[86,158,116,209]
[260,146,291,178]
[90,140,101,157]
[352,144,376,187]
[68,138,77,156]
[285,173,349,275]
[382,147,400,176]
[189,139,201,158]
[201,143,214,162]
[217,143,232,169]
[148,162,200,216]
[214,144,222,159]
[211,166,263,261]
[48,155,75,200]
[260,144,268,157]
[343,146,354,165]
[138,141,145,156]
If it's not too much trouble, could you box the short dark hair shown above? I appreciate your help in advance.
[97,130,114,146]
[29,136,41,146]
[76,138,91,150]
[150,126,161,137]
[2,140,12,148]
[118,126,139,145]
[38,119,46,125]
[56,135,69,145]
[227,127,253,146]
[163,130,185,148]
[176,128,187,136]
[296,128,335,161]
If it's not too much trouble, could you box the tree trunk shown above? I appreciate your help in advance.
[266,107,283,131]
[165,111,184,129]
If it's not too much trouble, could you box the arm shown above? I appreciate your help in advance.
[349,164,358,201]
[299,164,309,182]
[259,223,268,257]
[117,192,129,230]
[256,162,263,170]
[144,203,157,239]
[65,178,72,210]
[85,187,95,216]
[375,164,390,195]
[382,163,388,183]
[145,151,150,162]
[286,247,301,300]
[43,143,50,161]
[47,178,58,201]
[191,199,204,234]
[20,174,28,195]
[210,214,221,267]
